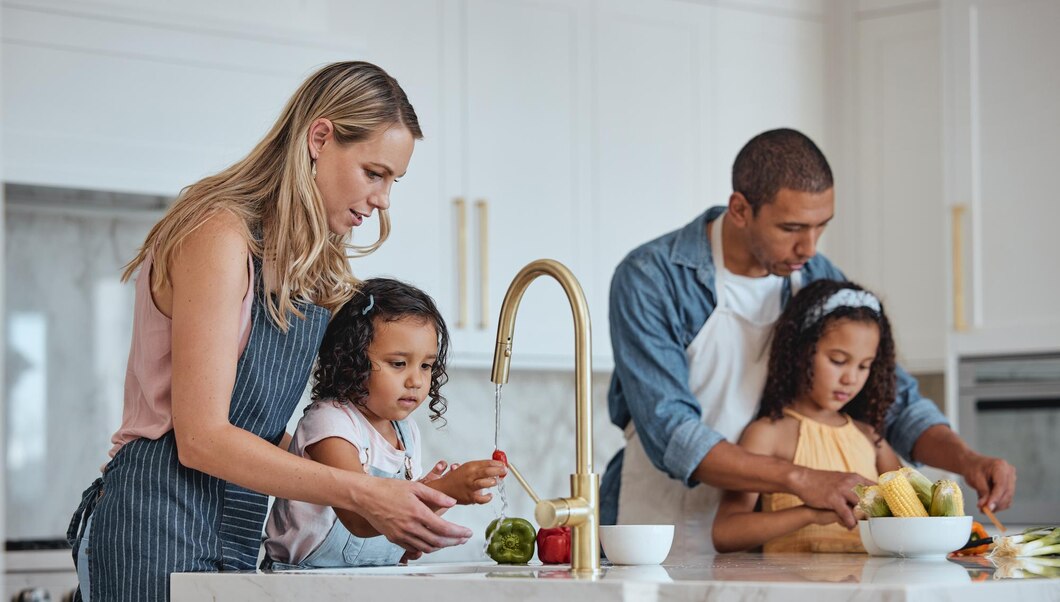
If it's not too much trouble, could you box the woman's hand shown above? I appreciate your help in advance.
[429,459,507,505]
[356,478,473,554]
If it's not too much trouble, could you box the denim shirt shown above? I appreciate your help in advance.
[600,206,949,524]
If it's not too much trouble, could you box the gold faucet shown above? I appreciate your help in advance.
[490,259,600,574]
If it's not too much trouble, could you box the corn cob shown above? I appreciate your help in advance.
[854,484,892,517]
[878,470,929,517]
[899,466,935,508]
[928,479,965,517]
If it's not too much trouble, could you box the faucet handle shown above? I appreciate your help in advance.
[506,462,541,504]
[536,496,591,529]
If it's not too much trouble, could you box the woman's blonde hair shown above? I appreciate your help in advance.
[122,61,423,330]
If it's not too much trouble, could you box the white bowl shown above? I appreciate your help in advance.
[858,520,891,556]
[599,525,674,565]
[867,516,972,558]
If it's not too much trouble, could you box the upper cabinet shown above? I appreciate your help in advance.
[1,0,358,195]
[833,1,947,373]
[589,0,828,368]
[942,0,1060,357]
[438,0,592,367]
[2,0,838,369]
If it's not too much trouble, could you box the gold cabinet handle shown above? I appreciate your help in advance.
[951,204,968,332]
[477,199,489,330]
[454,198,468,329]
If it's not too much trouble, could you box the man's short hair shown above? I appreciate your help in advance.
[732,128,833,213]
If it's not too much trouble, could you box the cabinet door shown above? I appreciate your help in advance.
[444,0,589,367]
[709,3,828,203]
[1,2,357,195]
[851,7,946,372]
[331,0,447,306]
[590,0,710,368]
[944,0,1060,354]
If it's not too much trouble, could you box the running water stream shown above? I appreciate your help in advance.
[484,383,509,557]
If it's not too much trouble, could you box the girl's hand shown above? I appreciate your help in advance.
[430,460,507,505]
[418,460,449,484]
[807,507,843,527]
[357,478,472,554]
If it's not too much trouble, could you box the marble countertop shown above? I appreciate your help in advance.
[171,553,1060,601]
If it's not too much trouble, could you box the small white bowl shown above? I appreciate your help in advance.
[858,520,891,556]
[599,525,674,565]
[867,516,972,558]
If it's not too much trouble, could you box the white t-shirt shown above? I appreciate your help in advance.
[718,265,785,326]
[264,399,423,564]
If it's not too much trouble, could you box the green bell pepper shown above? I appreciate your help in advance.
[485,517,536,564]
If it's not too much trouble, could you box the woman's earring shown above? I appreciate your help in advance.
[310,160,317,179]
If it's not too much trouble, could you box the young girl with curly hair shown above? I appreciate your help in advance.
[264,278,506,568]
[713,279,904,553]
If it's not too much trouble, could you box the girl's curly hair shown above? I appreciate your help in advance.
[312,278,450,424]
[758,279,897,439]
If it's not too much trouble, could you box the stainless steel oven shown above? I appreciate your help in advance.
[958,353,1060,524]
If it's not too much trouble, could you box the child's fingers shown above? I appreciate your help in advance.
[472,491,493,504]
[472,477,499,490]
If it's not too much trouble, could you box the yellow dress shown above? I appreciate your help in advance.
[761,408,878,553]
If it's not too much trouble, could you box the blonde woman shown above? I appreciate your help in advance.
[66,62,473,601]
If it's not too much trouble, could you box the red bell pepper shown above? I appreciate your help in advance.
[536,526,571,564]
[492,449,508,465]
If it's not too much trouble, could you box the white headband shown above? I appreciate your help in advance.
[803,288,881,330]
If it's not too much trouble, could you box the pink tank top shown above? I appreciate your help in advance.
[108,250,255,458]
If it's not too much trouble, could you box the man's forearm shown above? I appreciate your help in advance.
[910,424,975,472]
[692,440,799,493]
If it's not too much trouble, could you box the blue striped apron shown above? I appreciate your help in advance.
[67,256,329,601]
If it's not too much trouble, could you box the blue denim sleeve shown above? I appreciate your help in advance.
[609,256,725,487]
[883,364,950,463]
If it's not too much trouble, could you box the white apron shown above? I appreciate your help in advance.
[617,212,801,557]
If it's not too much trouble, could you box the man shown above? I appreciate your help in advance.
[601,129,1015,556]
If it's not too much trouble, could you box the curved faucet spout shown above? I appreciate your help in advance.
[490,259,593,474]
[489,258,599,574]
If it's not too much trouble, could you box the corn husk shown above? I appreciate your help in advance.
[854,484,892,517]
[899,466,935,508]
[928,479,964,517]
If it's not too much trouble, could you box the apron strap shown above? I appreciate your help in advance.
[393,421,415,481]
[709,212,728,308]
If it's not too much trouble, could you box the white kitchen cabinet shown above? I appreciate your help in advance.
[1,0,359,195]
[588,0,708,367]
[2,0,839,370]
[434,0,593,367]
[837,1,947,373]
[589,0,828,365]
[942,0,1060,357]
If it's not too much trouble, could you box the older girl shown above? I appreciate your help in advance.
[713,279,903,553]
[67,62,470,601]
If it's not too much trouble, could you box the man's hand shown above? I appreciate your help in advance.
[789,468,873,529]
[910,425,1017,513]
[961,454,1016,512]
